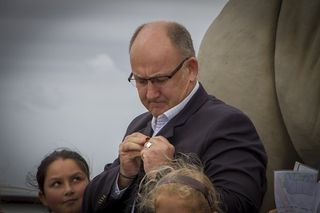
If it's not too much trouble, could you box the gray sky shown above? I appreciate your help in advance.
[0,0,228,196]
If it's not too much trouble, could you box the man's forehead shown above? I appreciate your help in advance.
[136,29,167,44]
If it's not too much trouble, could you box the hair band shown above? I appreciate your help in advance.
[157,175,214,209]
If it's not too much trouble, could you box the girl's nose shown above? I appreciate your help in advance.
[64,182,74,196]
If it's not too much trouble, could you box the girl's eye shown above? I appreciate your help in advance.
[72,176,83,182]
[50,181,61,188]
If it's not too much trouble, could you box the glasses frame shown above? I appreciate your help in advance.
[127,57,190,87]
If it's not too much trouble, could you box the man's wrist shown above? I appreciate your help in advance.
[118,172,137,189]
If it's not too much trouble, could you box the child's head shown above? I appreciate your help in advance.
[36,148,90,213]
[138,154,221,213]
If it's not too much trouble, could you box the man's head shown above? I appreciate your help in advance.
[128,21,199,117]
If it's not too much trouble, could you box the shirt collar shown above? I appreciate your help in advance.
[151,81,199,134]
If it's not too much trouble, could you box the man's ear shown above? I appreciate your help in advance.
[38,191,48,207]
[187,57,198,81]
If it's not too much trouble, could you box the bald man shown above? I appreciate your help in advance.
[82,21,267,213]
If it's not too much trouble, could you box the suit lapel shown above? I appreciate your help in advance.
[140,119,154,137]
[156,83,209,139]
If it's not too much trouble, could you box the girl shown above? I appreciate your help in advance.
[36,149,90,213]
[137,154,222,213]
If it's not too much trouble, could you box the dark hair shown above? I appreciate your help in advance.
[129,21,195,58]
[35,148,90,194]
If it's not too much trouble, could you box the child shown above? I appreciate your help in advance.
[35,148,90,213]
[137,154,222,213]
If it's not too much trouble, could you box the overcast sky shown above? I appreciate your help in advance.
[0,0,228,196]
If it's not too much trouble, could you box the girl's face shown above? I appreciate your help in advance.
[155,192,196,213]
[39,158,89,213]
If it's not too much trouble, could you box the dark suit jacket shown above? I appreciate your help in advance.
[82,84,267,213]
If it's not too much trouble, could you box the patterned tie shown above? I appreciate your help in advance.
[154,115,168,135]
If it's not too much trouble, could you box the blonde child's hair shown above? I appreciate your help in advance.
[137,153,222,213]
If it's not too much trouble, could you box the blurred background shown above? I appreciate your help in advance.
[0,0,227,211]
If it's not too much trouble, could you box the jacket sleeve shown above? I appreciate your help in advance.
[82,113,152,213]
[82,159,143,213]
[202,110,267,212]
[82,162,119,212]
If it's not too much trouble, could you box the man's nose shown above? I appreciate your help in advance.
[145,81,160,99]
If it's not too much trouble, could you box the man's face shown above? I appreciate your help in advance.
[131,56,193,117]
[129,25,197,117]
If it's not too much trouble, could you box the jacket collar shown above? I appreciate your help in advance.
[156,83,209,138]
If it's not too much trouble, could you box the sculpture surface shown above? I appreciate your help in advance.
[198,0,320,211]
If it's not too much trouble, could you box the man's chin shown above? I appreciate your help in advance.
[148,105,167,117]
[150,109,166,117]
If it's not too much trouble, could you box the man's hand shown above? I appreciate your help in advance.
[141,136,175,173]
[118,132,149,188]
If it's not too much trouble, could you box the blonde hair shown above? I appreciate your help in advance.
[137,153,222,213]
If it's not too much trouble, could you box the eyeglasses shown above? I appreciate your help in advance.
[128,57,190,87]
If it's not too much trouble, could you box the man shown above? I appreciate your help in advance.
[82,21,267,213]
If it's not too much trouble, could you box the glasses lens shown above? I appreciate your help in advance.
[128,57,189,87]
[128,73,136,87]
[151,77,169,86]
[130,79,137,87]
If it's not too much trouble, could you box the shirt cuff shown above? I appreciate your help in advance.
[110,173,128,199]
